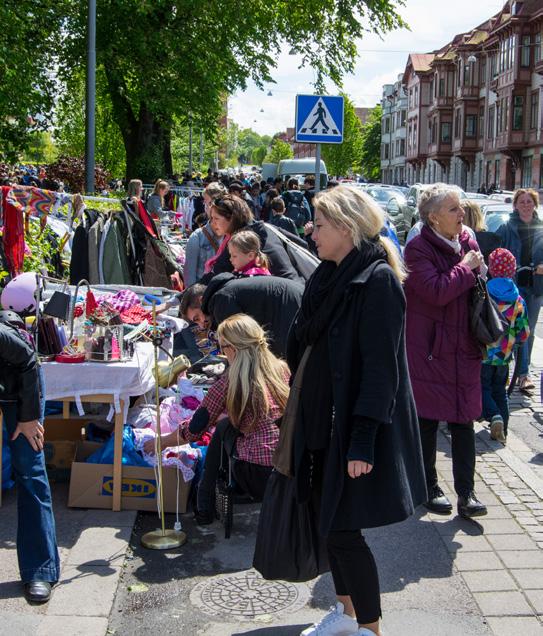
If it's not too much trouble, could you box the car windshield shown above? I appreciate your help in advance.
[484,210,510,233]
[368,189,406,205]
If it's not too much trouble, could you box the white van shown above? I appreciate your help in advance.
[276,158,328,189]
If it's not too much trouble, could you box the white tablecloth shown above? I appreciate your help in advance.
[42,342,155,419]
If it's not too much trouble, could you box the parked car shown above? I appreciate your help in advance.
[465,192,490,200]
[366,187,413,243]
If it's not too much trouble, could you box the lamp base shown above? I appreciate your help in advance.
[141,529,187,550]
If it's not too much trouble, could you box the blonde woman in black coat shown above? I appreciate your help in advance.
[288,186,426,636]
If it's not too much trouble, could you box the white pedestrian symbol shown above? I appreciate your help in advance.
[299,99,340,136]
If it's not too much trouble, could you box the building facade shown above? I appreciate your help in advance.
[397,0,543,191]
[380,74,408,184]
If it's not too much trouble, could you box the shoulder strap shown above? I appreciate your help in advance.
[201,226,219,253]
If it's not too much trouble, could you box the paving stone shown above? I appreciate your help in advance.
[510,570,543,589]
[80,509,137,528]
[66,526,132,566]
[454,552,503,571]
[525,589,543,615]
[36,615,109,636]
[499,551,543,569]
[485,534,538,551]
[443,535,492,553]
[486,617,543,636]
[46,565,121,617]
[478,518,524,534]
[474,590,534,616]
[483,506,513,519]
[461,570,518,592]
[515,517,542,526]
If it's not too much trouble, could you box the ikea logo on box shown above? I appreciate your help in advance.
[101,476,157,498]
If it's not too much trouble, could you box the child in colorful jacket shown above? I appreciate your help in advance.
[482,248,530,443]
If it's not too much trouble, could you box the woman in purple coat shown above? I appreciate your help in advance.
[404,184,487,519]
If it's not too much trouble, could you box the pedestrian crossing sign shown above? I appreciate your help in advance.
[295,94,344,144]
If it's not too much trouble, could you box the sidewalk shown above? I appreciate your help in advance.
[0,483,136,636]
[108,423,543,636]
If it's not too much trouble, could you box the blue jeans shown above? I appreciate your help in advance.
[0,367,60,583]
[481,364,509,434]
[518,287,543,376]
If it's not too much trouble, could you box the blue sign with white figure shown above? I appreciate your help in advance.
[295,94,344,144]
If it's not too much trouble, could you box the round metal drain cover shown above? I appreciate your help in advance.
[190,569,310,620]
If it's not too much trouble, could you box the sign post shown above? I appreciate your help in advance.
[295,94,344,192]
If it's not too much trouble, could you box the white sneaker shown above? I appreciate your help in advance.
[300,602,358,635]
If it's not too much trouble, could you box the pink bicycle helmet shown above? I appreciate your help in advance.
[1,272,38,314]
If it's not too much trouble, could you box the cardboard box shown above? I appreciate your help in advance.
[44,417,89,482]
[68,442,192,513]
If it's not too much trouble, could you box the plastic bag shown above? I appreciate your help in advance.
[86,426,148,467]
[253,470,328,582]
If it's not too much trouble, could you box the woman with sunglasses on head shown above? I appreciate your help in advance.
[199,194,306,284]
[144,313,290,524]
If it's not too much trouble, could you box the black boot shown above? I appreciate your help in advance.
[24,581,52,603]
[424,485,453,514]
[458,492,487,518]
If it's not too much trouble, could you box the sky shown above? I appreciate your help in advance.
[228,0,507,137]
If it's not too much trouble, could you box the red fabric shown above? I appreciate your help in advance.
[204,234,230,274]
[120,304,152,324]
[137,200,157,238]
[2,186,25,275]
[489,248,516,279]
[85,290,98,317]
[404,225,481,423]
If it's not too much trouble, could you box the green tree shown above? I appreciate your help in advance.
[360,105,382,181]
[0,1,67,159]
[251,145,268,166]
[264,138,293,164]
[321,94,363,176]
[57,1,405,180]
[23,132,58,165]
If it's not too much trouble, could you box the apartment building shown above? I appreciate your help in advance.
[380,75,408,184]
[399,0,543,191]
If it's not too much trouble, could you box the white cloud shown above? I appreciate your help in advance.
[229,1,505,136]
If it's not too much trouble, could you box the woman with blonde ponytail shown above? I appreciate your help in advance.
[283,185,426,636]
[149,313,290,525]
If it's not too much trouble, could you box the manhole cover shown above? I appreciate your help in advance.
[189,569,310,620]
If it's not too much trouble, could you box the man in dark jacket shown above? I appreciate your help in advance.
[0,313,60,603]
[179,274,304,357]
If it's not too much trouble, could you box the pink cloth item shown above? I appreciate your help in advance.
[99,289,140,313]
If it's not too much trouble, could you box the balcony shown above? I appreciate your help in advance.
[455,85,480,101]
[427,140,452,165]
[536,58,543,76]
[495,129,527,151]
[428,97,453,114]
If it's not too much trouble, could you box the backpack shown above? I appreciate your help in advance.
[283,191,307,229]
[265,223,320,281]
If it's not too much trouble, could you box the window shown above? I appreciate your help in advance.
[521,35,531,67]
[414,85,419,106]
[454,109,461,138]
[463,63,470,86]
[479,106,485,138]
[400,139,405,155]
[490,53,497,78]
[511,34,516,68]
[481,59,486,84]
[495,159,501,187]
[457,62,461,87]
[521,156,532,188]
[429,79,434,101]
[441,122,451,143]
[530,92,538,129]
[385,117,390,133]
[401,110,407,126]
[465,115,477,138]
[497,100,502,133]
[488,106,495,138]
[536,33,541,63]
[513,96,524,131]
[439,78,445,97]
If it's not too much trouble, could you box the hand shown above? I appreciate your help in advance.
[11,420,45,452]
[535,264,543,275]
[461,250,484,271]
[304,222,314,236]
[348,460,373,478]
[143,438,157,455]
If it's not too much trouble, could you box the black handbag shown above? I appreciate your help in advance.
[469,275,508,345]
[253,470,329,583]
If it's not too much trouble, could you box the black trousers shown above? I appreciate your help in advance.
[419,417,475,497]
[326,530,381,624]
[309,451,381,625]
[197,418,272,513]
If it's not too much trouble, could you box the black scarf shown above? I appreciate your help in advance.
[296,241,388,450]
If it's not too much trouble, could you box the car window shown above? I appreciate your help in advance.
[368,189,391,202]
[485,212,510,233]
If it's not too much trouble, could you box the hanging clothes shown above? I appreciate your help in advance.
[1,185,26,276]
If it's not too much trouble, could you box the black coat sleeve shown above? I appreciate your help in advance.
[352,267,404,425]
[209,291,243,328]
[0,327,41,421]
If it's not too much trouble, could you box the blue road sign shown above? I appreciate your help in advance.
[295,95,344,144]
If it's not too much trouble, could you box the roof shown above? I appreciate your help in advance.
[410,54,435,72]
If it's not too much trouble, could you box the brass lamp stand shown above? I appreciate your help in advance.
[141,302,187,550]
